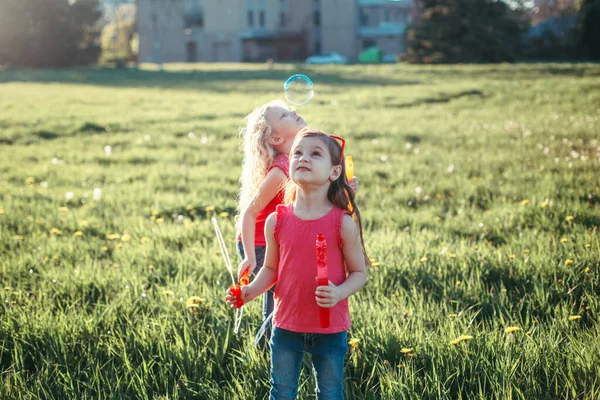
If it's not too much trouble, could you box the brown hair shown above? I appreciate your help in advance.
[284,128,371,268]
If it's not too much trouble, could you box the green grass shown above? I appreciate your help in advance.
[1,62,599,399]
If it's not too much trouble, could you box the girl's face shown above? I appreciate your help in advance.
[290,137,341,185]
[265,106,307,142]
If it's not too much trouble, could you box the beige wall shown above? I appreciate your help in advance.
[321,0,358,59]
[138,0,187,63]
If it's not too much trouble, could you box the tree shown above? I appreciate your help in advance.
[0,0,103,68]
[100,3,138,64]
[531,0,579,24]
[573,0,600,59]
[405,0,526,63]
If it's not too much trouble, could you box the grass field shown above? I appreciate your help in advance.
[1,62,599,399]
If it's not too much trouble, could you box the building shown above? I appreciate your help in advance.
[136,0,413,63]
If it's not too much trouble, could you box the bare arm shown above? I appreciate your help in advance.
[227,212,279,307]
[238,167,286,279]
[315,214,367,308]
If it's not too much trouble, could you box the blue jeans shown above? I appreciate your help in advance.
[269,327,348,400]
[236,241,274,347]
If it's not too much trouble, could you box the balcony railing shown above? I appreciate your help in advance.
[358,22,407,37]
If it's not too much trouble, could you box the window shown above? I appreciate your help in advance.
[248,10,253,26]
[363,40,375,49]
[186,41,197,62]
[313,10,320,26]
[280,12,285,28]
[359,9,368,26]
[314,40,321,53]
[259,10,265,27]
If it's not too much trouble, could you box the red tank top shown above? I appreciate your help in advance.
[272,203,351,334]
[237,153,289,246]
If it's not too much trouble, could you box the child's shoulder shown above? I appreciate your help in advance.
[268,153,290,177]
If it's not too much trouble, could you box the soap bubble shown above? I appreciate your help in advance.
[284,74,314,105]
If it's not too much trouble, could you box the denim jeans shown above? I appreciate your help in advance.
[236,241,274,347]
[269,327,348,400]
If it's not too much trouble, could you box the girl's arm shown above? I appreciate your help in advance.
[228,212,279,307]
[315,214,367,308]
[238,167,286,279]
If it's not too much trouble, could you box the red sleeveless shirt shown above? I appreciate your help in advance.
[272,203,351,334]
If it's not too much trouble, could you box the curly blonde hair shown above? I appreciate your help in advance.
[236,99,289,229]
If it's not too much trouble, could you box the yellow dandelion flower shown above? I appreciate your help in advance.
[540,200,549,208]
[152,209,159,216]
[13,235,24,240]
[565,259,573,265]
[585,244,590,248]
[456,281,461,287]
[112,263,120,268]
[434,216,441,222]
[79,221,89,227]
[186,296,204,304]
[504,326,521,334]
[186,303,201,309]
[205,206,215,212]
[419,256,428,263]
[560,237,568,243]
[116,243,123,249]
[102,246,108,251]
[59,207,69,213]
[450,335,473,345]
[4,286,11,291]
[190,209,197,215]
[448,313,458,318]
[509,254,515,260]
[403,310,409,318]
[568,315,582,321]
[25,177,35,185]
[141,237,150,243]
[0,208,4,215]
[400,348,413,354]
[147,265,154,270]
[156,218,164,223]
[162,290,174,297]
[121,234,131,242]
[436,192,442,200]
[371,261,381,267]
[406,352,417,359]
[185,205,193,211]
[448,253,457,258]
[106,233,120,240]
[526,330,532,335]
[520,199,529,206]
[522,249,530,254]
[348,338,360,349]
[73,231,83,237]
[585,267,590,273]
[219,212,229,217]
[49,228,62,235]
[565,215,574,222]
[557,279,563,284]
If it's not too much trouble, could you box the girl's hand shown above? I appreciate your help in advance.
[349,176,359,193]
[238,258,256,281]
[315,281,342,308]
[225,285,252,308]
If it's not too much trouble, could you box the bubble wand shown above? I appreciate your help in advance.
[212,217,249,334]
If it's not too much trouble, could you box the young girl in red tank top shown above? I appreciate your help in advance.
[228,128,370,400]
[236,101,359,348]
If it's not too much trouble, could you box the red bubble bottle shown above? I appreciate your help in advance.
[316,234,330,328]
